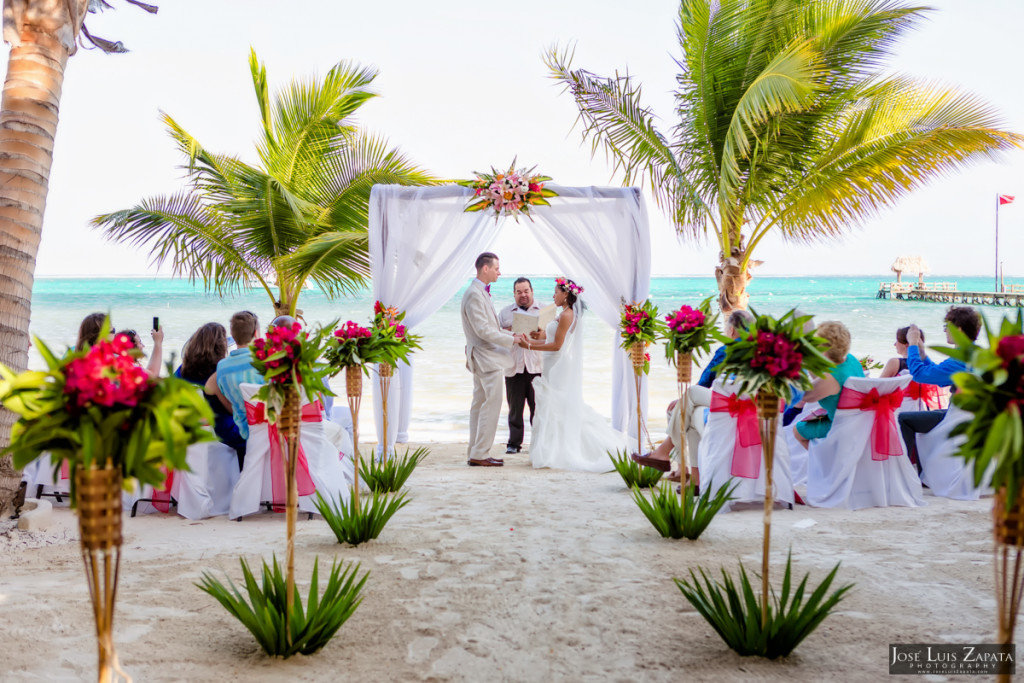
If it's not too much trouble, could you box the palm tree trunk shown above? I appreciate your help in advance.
[0,26,72,514]
[715,246,753,313]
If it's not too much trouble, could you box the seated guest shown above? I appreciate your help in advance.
[176,323,246,463]
[793,321,864,450]
[898,306,982,466]
[208,311,263,445]
[76,312,107,351]
[118,326,165,378]
[880,326,919,378]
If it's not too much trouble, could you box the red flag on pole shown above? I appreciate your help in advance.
[999,194,1015,205]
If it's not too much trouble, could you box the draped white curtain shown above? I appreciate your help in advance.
[369,183,651,450]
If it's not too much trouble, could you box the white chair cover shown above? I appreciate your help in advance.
[783,402,821,488]
[806,376,924,509]
[21,452,70,502]
[917,404,992,500]
[697,379,793,511]
[229,383,354,520]
[122,438,241,519]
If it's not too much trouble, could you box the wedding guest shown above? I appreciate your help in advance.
[461,252,518,467]
[880,326,920,378]
[792,321,864,449]
[118,326,165,378]
[75,312,106,351]
[498,277,543,454]
[898,306,982,466]
[175,323,246,462]
[208,311,263,442]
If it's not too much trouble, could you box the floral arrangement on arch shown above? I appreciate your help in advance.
[251,322,335,421]
[371,301,422,368]
[0,326,213,496]
[662,297,721,362]
[717,309,834,402]
[456,159,556,220]
[620,299,663,374]
[942,311,1024,499]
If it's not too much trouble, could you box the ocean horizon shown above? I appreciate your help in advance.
[28,274,1019,443]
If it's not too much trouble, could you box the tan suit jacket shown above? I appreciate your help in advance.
[461,280,514,374]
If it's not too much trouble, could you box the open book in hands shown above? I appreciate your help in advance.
[512,304,558,335]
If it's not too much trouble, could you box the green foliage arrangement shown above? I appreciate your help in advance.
[942,311,1024,498]
[610,449,663,488]
[620,299,662,374]
[718,309,833,402]
[314,488,410,546]
[0,326,213,498]
[631,480,736,540]
[197,555,368,658]
[362,446,429,493]
[662,297,721,362]
[675,553,852,658]
[324,320,376,374]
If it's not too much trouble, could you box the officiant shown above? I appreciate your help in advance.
[498,277,543,454]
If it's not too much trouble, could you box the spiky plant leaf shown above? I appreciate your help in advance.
[631,479,736,540]
[314,488,410,546]
[610,449,664,489]
[362,446,429,493]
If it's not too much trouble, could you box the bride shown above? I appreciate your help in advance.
[516,277,629,472]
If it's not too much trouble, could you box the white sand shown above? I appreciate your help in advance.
[0,442,1001,682]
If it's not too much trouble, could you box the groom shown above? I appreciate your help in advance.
[461,252,518,467]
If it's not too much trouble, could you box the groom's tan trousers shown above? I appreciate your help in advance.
[468,368,504,460]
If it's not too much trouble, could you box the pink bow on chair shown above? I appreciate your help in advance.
[245,400,322,511]
[907,381,946,411]
[710,392,762,479]
[837,387,905,461]
[152,466,175,514]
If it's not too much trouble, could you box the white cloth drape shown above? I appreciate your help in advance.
[368,183,652,446]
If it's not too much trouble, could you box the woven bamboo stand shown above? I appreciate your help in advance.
[992,487,1024,682]
[346,365,363,510]
[279,388,302,644]
[676,352,692,505]
[75,466,124,683]
[630,342,646,457]
[379,363,394,464]
[756,389,780,630]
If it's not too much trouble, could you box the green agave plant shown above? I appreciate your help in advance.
[632,480,736,540]
[197,555,368,658]
[315,488,409,546]
[362,446,428,493]
[675,553,852,659]
[610,449,664,489]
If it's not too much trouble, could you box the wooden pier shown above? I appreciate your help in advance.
[877,282,1024,306]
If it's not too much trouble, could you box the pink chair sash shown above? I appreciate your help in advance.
[907,381,947,411]
[152,466,174,514]
[60,460,69,481]
[837,387,905,461]
[710,392,761,479]
[245,400,322,511]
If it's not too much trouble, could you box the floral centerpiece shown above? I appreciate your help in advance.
[620,299,662,375]
[250,321,334,419]
[371,301,422,369]
[662,297,721,379]
[942,312,1024,661]
[0,327,213,682]
[456,159,557,221]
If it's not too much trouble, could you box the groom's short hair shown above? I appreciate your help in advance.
[475,252,498,271]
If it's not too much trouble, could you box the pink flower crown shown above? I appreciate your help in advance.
[555,277,584,296]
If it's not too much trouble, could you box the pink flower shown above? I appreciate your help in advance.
[998,335,1024,366]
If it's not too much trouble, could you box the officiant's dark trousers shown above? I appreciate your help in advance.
[505,372,540,449]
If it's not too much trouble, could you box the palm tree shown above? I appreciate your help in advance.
[546,0,1022,312]
[93,50,435,317]
[0,0,156,514]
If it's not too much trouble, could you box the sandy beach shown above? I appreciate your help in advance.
[0,441,999,682]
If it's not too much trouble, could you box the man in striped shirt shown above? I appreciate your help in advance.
[206,311,263,451]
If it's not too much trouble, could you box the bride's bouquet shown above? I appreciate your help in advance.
[457,159,556,221]
[620,299,662,375]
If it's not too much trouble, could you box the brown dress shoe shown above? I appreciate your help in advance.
[468,458,502,467]
[631,452,671,472]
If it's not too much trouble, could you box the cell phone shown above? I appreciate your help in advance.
[152,316,160,331]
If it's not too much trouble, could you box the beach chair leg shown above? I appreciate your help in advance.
[131,500,140,518]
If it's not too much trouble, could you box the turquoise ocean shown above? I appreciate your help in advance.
[28,275,1019,443]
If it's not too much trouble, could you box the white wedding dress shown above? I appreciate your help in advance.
[529,303,629,472]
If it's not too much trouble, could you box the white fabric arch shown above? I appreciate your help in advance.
[368,183,652,450]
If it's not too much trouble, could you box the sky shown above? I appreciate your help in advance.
[6,0,1024,279]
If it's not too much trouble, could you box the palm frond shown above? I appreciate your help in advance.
[91,192,260,295]
[281,231,369,298]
